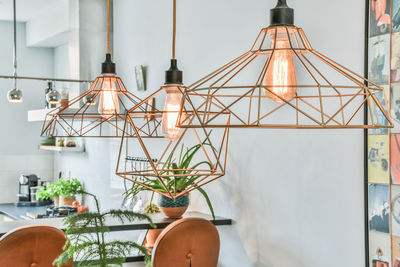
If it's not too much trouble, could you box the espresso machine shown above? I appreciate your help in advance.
[15,174,52,207]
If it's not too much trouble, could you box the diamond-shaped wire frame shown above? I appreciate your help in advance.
[115,86,230,199]
[177,26,393,129]
[41,76,161,138]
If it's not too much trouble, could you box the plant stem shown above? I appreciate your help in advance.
[87,192,107,266]
[150,192,154,204]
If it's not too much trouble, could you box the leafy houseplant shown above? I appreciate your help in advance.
[125,135,216,219]
[54,192,155,267]
[37,178,83,206]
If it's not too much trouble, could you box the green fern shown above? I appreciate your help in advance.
[53,191,155,267]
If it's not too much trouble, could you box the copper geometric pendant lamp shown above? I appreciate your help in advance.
[177,0,392,129]
[41,0,153,138]
[115,0,230,199]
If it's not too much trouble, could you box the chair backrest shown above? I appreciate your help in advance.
[0,225,72,267]
[152,217,220,267]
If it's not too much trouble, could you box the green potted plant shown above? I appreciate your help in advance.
[125,137,216,220]
[37,178,83,206]
[37,182,60,206]
[57,178,83,206]
[54,191,155,267]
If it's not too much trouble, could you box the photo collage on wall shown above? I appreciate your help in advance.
[368,0,394,266]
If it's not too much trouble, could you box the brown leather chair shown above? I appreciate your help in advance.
[152,217,220,267]
[0,225,72,267]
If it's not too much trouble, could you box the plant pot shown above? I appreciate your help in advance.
[145,229,163,248]
[53,196,59,207]
[158,194,189,218]
[59,196,76,206]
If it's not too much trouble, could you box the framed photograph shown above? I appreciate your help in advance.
[369,34,391,85]
[370,0,392,37]
[369,135,390,184]
[135,65,146,91]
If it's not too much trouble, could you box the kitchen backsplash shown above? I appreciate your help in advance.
[0,154,54,203]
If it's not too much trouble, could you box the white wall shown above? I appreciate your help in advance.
[55,0,367,266]
[0,21,54,203]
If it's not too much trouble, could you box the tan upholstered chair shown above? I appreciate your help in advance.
[152,217,220,267]
[0,225,72,267]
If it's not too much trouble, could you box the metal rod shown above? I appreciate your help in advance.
[13,0,17,88]
[0,75,92,83]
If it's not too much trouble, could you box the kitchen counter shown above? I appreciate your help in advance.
[0,203,47,220]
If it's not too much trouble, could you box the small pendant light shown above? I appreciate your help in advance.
[7,0,22,103]
[177,0,392,130]
[45,82,61,105]
[41,0,154,138]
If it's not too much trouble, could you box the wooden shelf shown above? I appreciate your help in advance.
[28,108,55,122]
[38,145,85,153]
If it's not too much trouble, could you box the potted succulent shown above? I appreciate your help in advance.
[54,191,154,267]
[37,178,83,206]
[125,139,216,220]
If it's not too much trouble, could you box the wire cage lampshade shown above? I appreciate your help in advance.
[41,71,157,138]
[177,0,392,129]
[116,87,230,199]
[41,0,159,138]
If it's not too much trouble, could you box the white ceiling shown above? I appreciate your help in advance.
[0,0,67,22]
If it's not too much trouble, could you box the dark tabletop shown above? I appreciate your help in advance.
[0,203,232,237]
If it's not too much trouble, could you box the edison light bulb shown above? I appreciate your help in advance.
[162,87,182,141]
[263,28,297,103]
[98,76,120,118]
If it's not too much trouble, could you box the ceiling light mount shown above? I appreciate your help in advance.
[270,0,294,27]
[165,59,183,85]
[101,53,116,75]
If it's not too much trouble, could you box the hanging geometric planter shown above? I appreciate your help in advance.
[115,87,230,199]
[177,1,392,130]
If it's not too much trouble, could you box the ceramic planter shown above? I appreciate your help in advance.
[53,196,59,207]
[59,196,76,206]
[145,229,163,248]
[158,194,189,218]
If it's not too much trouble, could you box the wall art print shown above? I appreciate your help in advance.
[367,1,394,266]
[370,231,392,267]
[370,0,392,37]
[369,134,391,184]
[369,34,391,85]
